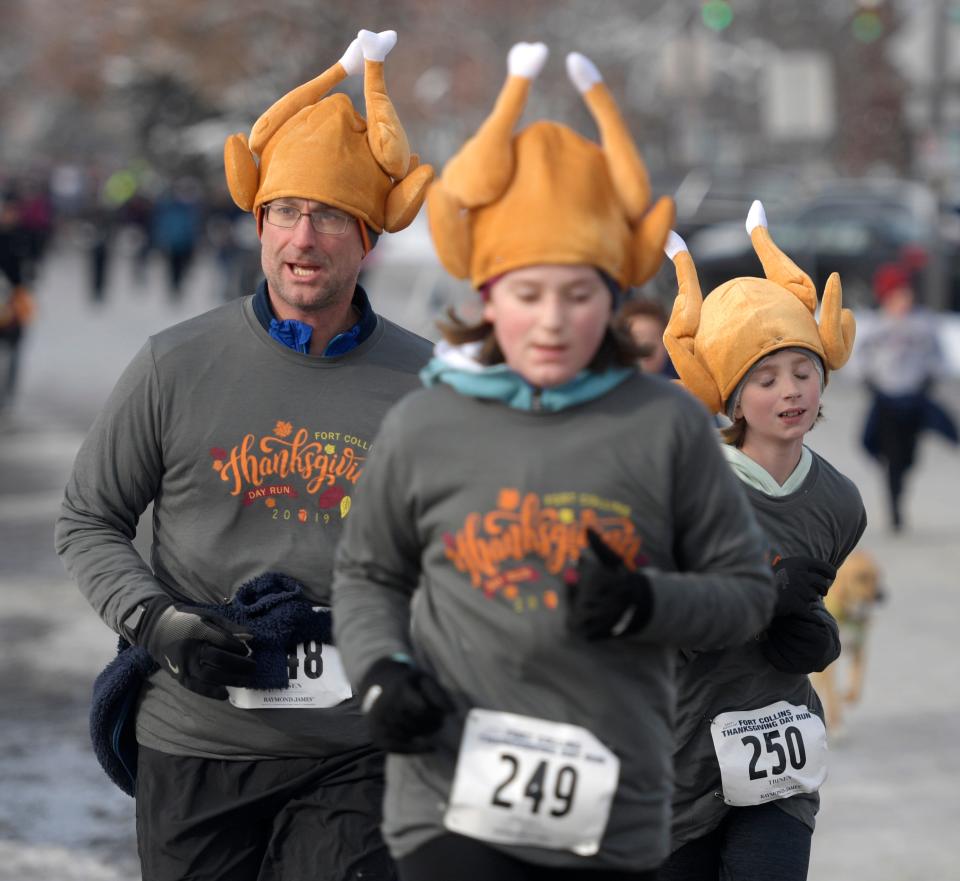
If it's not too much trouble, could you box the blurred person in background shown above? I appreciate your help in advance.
[208,187,264,301]
[83,186,119,304]
[333,44,775,881]
[660,202,865,881]
[17,175,55,282]
[613,295,678,377]
[0,194,35,411]
[857,261,958,532]
[150,176,204,301]
[123,185,155,285]
[55,29,433,881]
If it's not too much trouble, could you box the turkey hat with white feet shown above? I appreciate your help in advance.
[427,43,675,289]
[661,200,856,416]
[223,29,433,246]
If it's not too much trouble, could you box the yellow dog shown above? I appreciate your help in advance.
[811,550,885,732]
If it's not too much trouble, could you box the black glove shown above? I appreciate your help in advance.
[360,657,454,754]
[129,596,257,700]
[761,611,839,674]
[566,528,654,641]
[772,556,837,617]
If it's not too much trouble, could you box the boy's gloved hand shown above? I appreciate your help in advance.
[772,556,836,617]
[360,657,453,753]
[126,596,256,700]
[566,528,654,641]
[761,611,839,674]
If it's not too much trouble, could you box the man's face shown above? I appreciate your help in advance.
[260,198,365,317]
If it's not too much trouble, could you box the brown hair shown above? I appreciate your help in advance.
[611,297,670,364]
[436,308,643,371]
[614,297,668,327]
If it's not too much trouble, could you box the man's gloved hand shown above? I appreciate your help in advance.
[760,611,839,674]
[566,528,654,641]
[360,657,453,754]
[129,596,257,700]
[772,556,837,617]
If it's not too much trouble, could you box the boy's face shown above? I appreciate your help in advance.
[735,350,822,447]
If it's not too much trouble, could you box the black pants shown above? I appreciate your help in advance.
[862,392,924,530]
[397,832,659,881]
[136,744,396,881]
[876,406,920,529]
[657,803,811,881]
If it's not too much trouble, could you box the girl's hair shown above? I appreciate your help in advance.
[721,405,825,447]
[435,306,645,371]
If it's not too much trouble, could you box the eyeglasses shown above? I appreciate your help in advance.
[264,202,352,235]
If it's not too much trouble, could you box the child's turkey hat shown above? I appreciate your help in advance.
[427,43,675,291]
[223,29,433,245]
[662,201,856,416]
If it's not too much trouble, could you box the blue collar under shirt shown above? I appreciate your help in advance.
[252,279,377,356]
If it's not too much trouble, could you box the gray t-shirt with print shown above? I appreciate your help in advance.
[56,296,432,759]
[333,375,777,871]
[670,451,866,849]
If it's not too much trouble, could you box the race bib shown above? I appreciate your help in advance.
[444,708,620,856]
[227,642,353,709]
[710,700,827,806]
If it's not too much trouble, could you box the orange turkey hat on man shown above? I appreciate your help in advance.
[427,43,675,291]
[223,29,433,250]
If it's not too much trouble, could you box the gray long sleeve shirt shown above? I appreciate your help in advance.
[55,295,431,759]
[670,451,866,849]
[332,374,777,871]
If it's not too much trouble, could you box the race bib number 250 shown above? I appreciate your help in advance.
[710,700,827,806]
[443,708,620,856]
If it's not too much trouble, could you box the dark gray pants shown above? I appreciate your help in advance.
[398,832,659,881]
[136,744,396,881]
[658,803,812,881]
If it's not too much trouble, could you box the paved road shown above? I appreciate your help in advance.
[1,241,958,879]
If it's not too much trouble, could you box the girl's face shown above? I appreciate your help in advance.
[734,350,822,446]
[483,265,612,388]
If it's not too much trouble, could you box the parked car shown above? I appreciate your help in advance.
[657,168,809,241]
[642,168,808,303]
[681,179,959,310]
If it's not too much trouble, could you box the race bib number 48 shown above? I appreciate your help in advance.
[443,708,620,856]
[710,701,827,806]
[226,642,353,709]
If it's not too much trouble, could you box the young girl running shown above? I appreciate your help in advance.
[658,202,867,881]
[332,44,777,881]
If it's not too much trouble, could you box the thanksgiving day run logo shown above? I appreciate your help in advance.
[442,488,645,614]
[209,420,369,525]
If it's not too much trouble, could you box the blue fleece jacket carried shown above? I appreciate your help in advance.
[89,572,332,796]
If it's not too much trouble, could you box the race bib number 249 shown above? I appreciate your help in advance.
[443,708,620,856]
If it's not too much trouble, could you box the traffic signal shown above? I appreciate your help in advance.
[701,0,734,32]
[851,10,884,43]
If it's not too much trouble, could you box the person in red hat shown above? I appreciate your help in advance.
[857,261,958,531]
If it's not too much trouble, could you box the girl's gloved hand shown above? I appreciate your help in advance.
[566,529,654,640]
[360,656,453,753]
